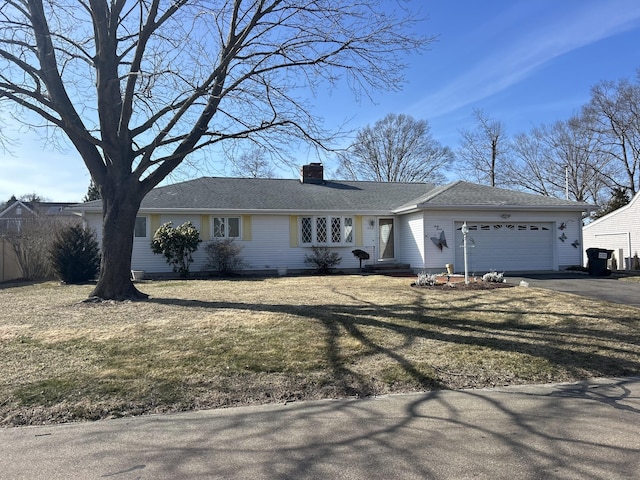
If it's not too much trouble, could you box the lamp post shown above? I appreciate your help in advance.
[461,222,469,285]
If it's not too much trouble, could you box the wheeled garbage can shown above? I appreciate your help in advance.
[586,248,613,276]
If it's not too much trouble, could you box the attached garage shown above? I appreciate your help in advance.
[454,222,554,273]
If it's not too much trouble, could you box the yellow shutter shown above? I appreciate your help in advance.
[242,215,252,241]
[289,216,298,247]
[150,214,161,237]
[355,215,363,246]
[200,215,210,241]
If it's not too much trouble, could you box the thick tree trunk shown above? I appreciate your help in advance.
[89,182,148,301]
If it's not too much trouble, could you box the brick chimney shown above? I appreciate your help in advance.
[300,163,324,184]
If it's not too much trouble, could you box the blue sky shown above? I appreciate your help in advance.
[2,0,640,203]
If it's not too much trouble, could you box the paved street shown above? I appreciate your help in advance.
[1,377,639,479]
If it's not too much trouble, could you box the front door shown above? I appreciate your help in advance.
[379,218,395,260]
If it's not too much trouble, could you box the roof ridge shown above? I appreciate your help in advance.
[409,180,462,205]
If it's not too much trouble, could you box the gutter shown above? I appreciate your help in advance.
[72,206,399,216]
[393,204,595,215]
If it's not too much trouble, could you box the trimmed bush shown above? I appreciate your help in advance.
[151,221,201,277]
[49,224,101,283]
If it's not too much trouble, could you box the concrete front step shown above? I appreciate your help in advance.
[364,263,414,276]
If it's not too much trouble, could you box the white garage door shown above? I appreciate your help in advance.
[454,222,554,273]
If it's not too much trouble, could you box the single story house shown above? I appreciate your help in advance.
[74,163,593,275]
[582,192,640,270]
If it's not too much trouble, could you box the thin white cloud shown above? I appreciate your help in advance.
[0,139,88,202]
[411,0,640,119]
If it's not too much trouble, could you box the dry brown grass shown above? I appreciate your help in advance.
[1,275,639,426]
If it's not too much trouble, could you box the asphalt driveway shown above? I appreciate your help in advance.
[507,272,640,308]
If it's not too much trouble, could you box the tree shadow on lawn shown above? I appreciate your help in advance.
[147,289,640,396]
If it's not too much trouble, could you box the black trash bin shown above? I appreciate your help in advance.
[586,248,613,276]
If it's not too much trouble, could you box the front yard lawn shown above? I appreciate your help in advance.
[1,275,639,426]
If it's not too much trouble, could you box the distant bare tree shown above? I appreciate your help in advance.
[456,109,509,187]
[231,147,275,178]
[508,115,609,204]
[583,78,640,196]
[3,216,70,280]
[338,113,453,183]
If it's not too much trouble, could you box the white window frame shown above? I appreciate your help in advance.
[300,215,355,246]
[212,216,241,239]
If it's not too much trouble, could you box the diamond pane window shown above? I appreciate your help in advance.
[331,217,341,243]
[301,217,312,243]
[300,216,354,245]
[316,217,327,243]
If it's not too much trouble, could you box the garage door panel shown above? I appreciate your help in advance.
[454,222,553,272]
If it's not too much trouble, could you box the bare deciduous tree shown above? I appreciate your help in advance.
[508,115,610,204]
[456,109,509,187]
[3,216,71,280]
[230,147,275,178]
[337,113,453,183]
[583,78,640,195]
[0,0,430,299]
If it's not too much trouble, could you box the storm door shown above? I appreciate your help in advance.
[378,218,395,260]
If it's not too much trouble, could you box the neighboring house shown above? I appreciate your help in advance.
[0,199,80,234]
[73,163,593,275]
[0,199,81,282]
[583,192,640,270]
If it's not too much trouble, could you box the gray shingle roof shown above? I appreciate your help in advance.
[138,177,436,213]
[76,177,594,213]
[394,180,593,211]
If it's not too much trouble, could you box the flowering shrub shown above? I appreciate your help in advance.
[482,271,505,283]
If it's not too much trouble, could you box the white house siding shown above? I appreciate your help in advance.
[583,194,640,269]
[234,215,294,271]
[397,212,425,269]
[84,213,102,243]
[556,214,584,269]
[422,213,457,272]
